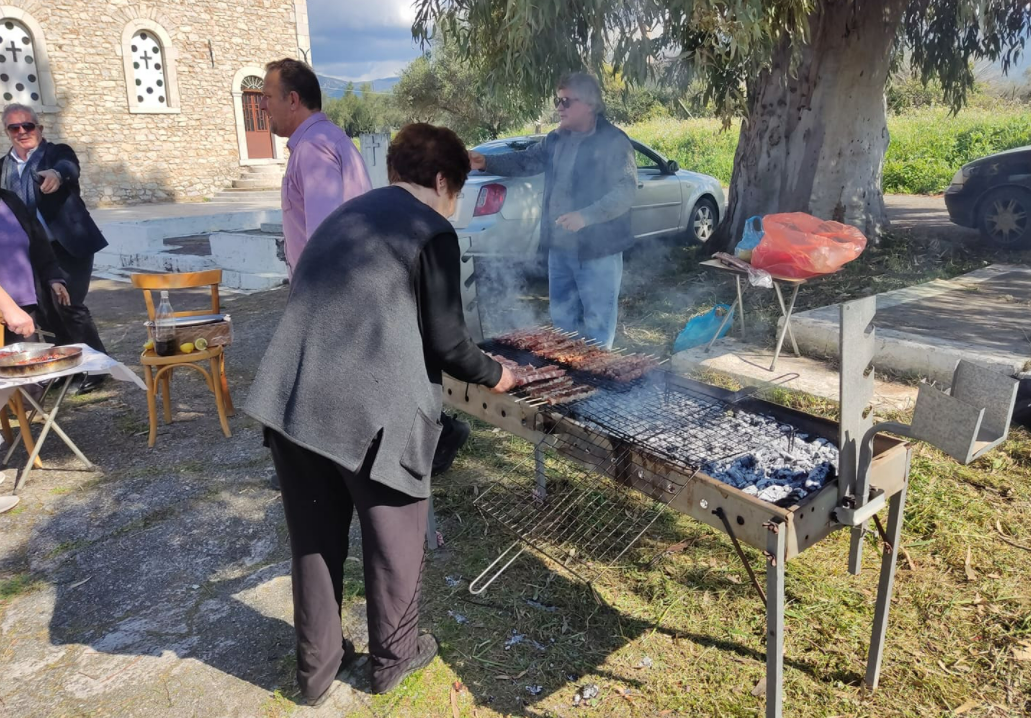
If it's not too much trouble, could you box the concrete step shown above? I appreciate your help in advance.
[232,177,282,190]
[241,164,285,176]
[671,336,919,415]
[260,222,284,234]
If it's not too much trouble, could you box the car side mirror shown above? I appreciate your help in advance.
[666,160,679,174]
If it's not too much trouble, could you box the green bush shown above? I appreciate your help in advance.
[883,108,1031,193]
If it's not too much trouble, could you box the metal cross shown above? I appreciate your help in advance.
[6,42,21,62]
[140,50,152,69]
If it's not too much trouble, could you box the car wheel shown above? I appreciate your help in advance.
[978,187,1031,249]
[689,198,719,244]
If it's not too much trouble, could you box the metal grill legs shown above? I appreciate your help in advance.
[865,475,908,690]
[765,519,786,718]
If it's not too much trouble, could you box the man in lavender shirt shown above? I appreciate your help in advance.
[259,58,372,277]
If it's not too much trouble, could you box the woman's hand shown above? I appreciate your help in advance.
[1,305,36,337]
[490,365,517,394]
[51,282,71,306]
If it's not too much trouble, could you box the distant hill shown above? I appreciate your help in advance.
[317,74,399,99]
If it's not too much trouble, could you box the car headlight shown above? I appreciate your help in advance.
[948,168,966,188]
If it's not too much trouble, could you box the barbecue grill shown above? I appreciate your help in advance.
[442,297,1019,718]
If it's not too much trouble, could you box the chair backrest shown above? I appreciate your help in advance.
[130,270,223,322]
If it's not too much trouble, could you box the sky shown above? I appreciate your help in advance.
[307,0,422,81]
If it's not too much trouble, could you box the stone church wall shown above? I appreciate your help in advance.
[2,0,305,206]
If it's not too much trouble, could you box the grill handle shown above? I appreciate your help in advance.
[468,542,526,596]
[727,372,800,404]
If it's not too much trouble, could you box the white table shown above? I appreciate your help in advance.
[0,345,146,494]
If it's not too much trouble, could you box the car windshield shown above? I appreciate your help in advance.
[473,138,543,156]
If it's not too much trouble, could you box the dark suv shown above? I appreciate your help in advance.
[944,146,1031,249]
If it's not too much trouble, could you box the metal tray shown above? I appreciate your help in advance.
[0,346,83,378]
[0,342,54,357]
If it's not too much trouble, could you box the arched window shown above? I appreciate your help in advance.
[120,20,180,114]
[0,19,40,105]
[0,9,57,112]
[129,29,167,108]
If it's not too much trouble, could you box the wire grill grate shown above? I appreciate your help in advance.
[474,423,696,581]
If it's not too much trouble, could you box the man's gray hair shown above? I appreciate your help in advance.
[2,103,40,125]
[557,72,605,114]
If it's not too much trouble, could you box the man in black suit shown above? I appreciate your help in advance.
[1,104,109,393]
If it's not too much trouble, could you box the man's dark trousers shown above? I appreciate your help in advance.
[51,242,106,353]
[267,430,428,699]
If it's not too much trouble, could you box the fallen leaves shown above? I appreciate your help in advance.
[1012,640,1031,662]
[953,699,979,714]
[964,546,978,582]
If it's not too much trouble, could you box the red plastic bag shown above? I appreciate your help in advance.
[749,213,867,279]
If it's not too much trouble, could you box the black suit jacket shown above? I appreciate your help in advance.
[0,142,108,258]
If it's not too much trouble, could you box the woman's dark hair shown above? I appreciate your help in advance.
[387,123,470,195]
[265,58,322,111]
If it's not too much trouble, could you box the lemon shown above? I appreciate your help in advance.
[179,342,195,354]
[194,337,209,351]
[143,339,154,351]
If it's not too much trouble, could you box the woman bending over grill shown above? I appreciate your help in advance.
[246,123,516,704]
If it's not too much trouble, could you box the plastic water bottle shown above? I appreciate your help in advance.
[154,291,176,356]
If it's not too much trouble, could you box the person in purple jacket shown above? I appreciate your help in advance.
[259,58,373,277]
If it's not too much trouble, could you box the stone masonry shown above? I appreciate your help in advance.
[0,0,309,206]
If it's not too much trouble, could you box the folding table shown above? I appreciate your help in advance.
[0,345,146,494]
[698,258,810,371]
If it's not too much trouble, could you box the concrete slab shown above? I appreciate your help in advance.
[786,264,1031,384]
[672,337,919,414]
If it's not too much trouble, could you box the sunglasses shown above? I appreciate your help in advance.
[6,122,36,133]
[554,97,580,109]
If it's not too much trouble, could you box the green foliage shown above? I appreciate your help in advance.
[393,37,535,144]
[883,108,1031,193]
[415,1,1029,123]
[628,118,739,185]
[322,82,398,137]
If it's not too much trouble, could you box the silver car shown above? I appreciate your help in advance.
[451,135,726,259]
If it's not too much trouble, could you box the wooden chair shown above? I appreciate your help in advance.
[130,270,234,447]
[0,331,42,468]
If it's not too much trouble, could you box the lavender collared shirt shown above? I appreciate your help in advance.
[282,112,372,275]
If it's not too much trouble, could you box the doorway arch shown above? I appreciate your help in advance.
[231,66,283,165]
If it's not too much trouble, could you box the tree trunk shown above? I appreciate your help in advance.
[704,0,908,255]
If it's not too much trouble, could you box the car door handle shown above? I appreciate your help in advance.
[637,182,644,189]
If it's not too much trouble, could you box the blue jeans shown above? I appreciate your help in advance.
[548,249,623,348]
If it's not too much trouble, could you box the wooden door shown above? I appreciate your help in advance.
[242,90,274,160]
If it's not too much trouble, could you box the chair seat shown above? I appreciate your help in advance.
[141,346,223,366]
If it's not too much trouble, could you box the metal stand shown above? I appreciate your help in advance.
[765,519,786,718]
[425,496,438,551]
[865,467,908,690]
[10,375,93,493]
[769,283,801,371]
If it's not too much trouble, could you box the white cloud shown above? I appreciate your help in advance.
[307,0,417,30]
[317,60,410,82]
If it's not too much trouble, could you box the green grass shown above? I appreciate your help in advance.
[0,573,43,602]
[513,105,1031,194]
